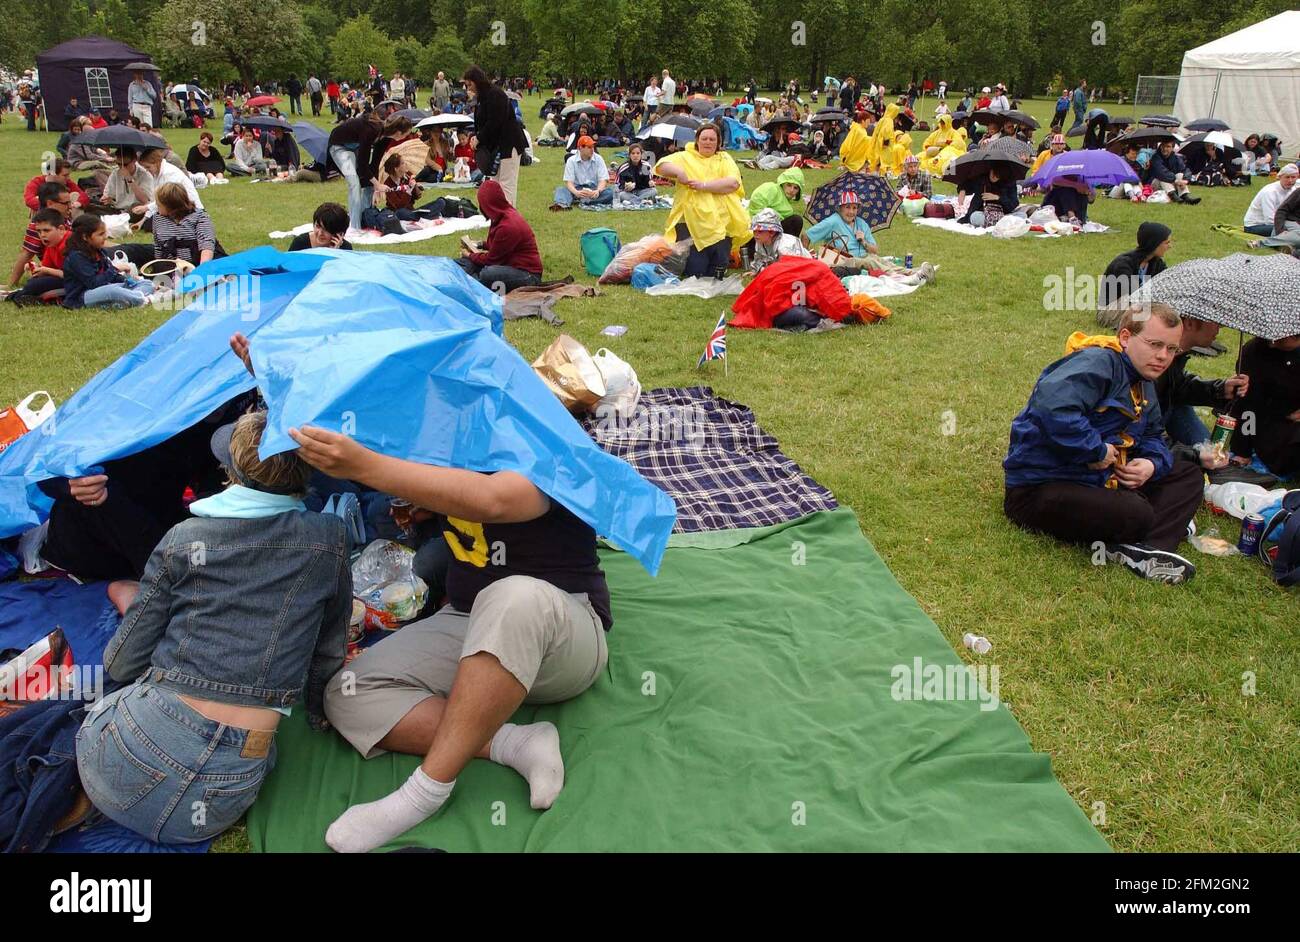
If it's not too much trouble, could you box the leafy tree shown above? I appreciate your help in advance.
[421,26,470,84]
[148,0,308,88]
[330,13,396,83]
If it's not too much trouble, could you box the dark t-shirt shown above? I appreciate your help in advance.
[441,499,612,630]
[287,233,353,251]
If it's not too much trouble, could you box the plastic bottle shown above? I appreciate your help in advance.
[962,633,992,655]
[1203,481,1288,519]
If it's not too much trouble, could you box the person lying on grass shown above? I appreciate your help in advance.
[77,408,352,845]
[224,331,613,853]
[1003,302,1204,585]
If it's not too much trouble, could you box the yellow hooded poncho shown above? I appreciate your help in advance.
[883,131,912,177]
[839,120,873,172]
[929,125,968,176]
[658,143,751,249]
[921,115,954,161]
[868,103,899,173]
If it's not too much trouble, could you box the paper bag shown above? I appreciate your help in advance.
[531,334,606,413]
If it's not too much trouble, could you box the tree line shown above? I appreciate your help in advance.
[1,0,1292,96]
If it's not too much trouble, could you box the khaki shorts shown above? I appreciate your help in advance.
[324,575,608,758]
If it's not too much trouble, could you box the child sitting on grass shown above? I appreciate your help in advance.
[61,214,157,309]
[9,209,70,305]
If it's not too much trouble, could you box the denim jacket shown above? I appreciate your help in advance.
[103,510,352,728]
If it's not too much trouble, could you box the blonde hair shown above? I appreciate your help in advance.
[226,411,311,495]
[154,182,195,217]
[1119,301,1181,336]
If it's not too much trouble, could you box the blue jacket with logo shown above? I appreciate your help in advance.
[1004,346,1174,488]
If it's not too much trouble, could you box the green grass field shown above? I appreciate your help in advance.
[1,97,1296,853]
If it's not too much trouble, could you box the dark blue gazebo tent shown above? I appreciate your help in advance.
[36,36,161,132]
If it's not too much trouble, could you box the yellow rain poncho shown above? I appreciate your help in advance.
[920,115,955,173]
[883,131,912,177]
[839,120,873,172]
[929,126,968,176]
[658,143,751,249]
[868,103,899,173]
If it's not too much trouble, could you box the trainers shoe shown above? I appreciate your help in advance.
[1184,194,1202,205]
[918,261,937,284]
[1104,543,1196,584]
[1187,345,1221,357]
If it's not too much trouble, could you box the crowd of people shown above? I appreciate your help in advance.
[2,60,1298,854]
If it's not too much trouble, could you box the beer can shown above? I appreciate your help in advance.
[1209,413,1237,459]
[1237,513,1266,557]
[905,253,913,269]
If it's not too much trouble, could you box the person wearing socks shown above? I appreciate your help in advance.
[273,386,612,852]
[455,179,542,292]
[1097,221,1171,319]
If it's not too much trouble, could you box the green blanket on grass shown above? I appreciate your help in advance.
[245,508,1109,852]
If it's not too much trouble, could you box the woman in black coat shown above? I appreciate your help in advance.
[462,65,529,206]
[1097,220,1171,315]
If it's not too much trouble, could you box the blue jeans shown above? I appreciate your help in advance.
[1166,404,1210,447]
[330,145,371,229]
[553,184,613,207]
[614,186,657,205]
[76,682,275,844]
[1244,223,1273,236]
[83,278,154,308]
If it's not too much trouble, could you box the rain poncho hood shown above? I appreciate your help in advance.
[869,103,900,172]
[839,120,873,172]
[477,178,511,222]
[747,167,805,218]
[0,249,677,573]
[659,142,751,249]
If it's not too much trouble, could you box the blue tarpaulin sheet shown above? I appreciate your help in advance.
[0,249,676,573]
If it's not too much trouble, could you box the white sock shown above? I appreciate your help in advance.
[325,767,454,853]
[489,721,565,810]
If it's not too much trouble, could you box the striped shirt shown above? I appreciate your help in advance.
[152,210,217,264]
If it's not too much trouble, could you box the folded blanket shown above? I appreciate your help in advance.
[579,197,674,212]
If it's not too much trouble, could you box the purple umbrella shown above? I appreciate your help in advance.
[1027,149,1140,188]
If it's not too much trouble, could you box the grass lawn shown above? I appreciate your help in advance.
[1,97,1296,854]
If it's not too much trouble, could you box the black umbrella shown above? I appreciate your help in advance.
[808,109,848,123]
[1185,117,1230,132]
[560,102,601,118]
[83,126,160,149]
[1139,114,1181,128]
[689,98,717,116]
[240,115,294,131]
[124,61,160,72]
[450,90,468,101]
[626,94,644,102]
[1180,131,1245,165]
[1132,253,1300,341]
[971,108,1039,131]
[1107,117,1133,131]
[661,113,702,129]
[396,108,431,122]
[894,111,916,132]
[1107,127,1181,153]
[942,149,1032,185]
[761,117,800,133]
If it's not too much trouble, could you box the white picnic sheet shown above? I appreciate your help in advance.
[909,217,1112,238]
[645,275,745,298]
[270,215,488,245]
[840,273,924,297]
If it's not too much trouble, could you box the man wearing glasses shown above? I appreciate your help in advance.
[1002,302,1205,584]
[6,181,73,291]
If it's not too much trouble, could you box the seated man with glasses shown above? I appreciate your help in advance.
[1002,302,1204,584]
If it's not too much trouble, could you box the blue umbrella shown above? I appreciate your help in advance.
[0,250,676,572]
[292,122,328,163]
[1027,149,1139,187]
[805,170,901,230]
[240,114,293,131]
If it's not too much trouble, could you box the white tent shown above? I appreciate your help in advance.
[1173,10,1300,152]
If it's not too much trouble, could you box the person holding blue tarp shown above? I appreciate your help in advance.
[205,327,615,851]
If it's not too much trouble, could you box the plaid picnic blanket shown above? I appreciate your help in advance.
[578,197,674,212]
[582,386,838,532]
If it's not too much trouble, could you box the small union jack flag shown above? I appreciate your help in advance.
[697,311,728,367]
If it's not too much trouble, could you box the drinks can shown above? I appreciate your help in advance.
[390,498,414,537]
[1237,513,1266,557]
[1209,413,1237,459]
[905,253,913,269]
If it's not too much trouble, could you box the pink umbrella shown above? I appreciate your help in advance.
[244,95,280,108]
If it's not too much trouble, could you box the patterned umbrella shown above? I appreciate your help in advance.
[805,170,901,230]
[1131,253,1300,341]
[972,134,1035,164]
[1140,114,1181,128]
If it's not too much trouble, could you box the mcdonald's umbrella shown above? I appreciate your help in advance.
[942,148,1033,186]
[1185,117,1231,132]
[124,61,159,72]
[240,115,294,131]
[1180,131,1245,165]
[1140,114,1181,128]
[415,113,475,129]
[1027,149,1139,188]
[560,102,602,118]
[292,122,328,163]
[1131,253,1300,341]
[805,171,901,231]
[83,125,160,149]
[396,108,431,122]
[244,95,280,108]
[1107,127,1182,153]
[971,108,1039,131]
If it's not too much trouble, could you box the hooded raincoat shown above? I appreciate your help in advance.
[747,167,806,218]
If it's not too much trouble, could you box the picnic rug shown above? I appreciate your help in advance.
[245,508,1109,852]
[0,579,214,853]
